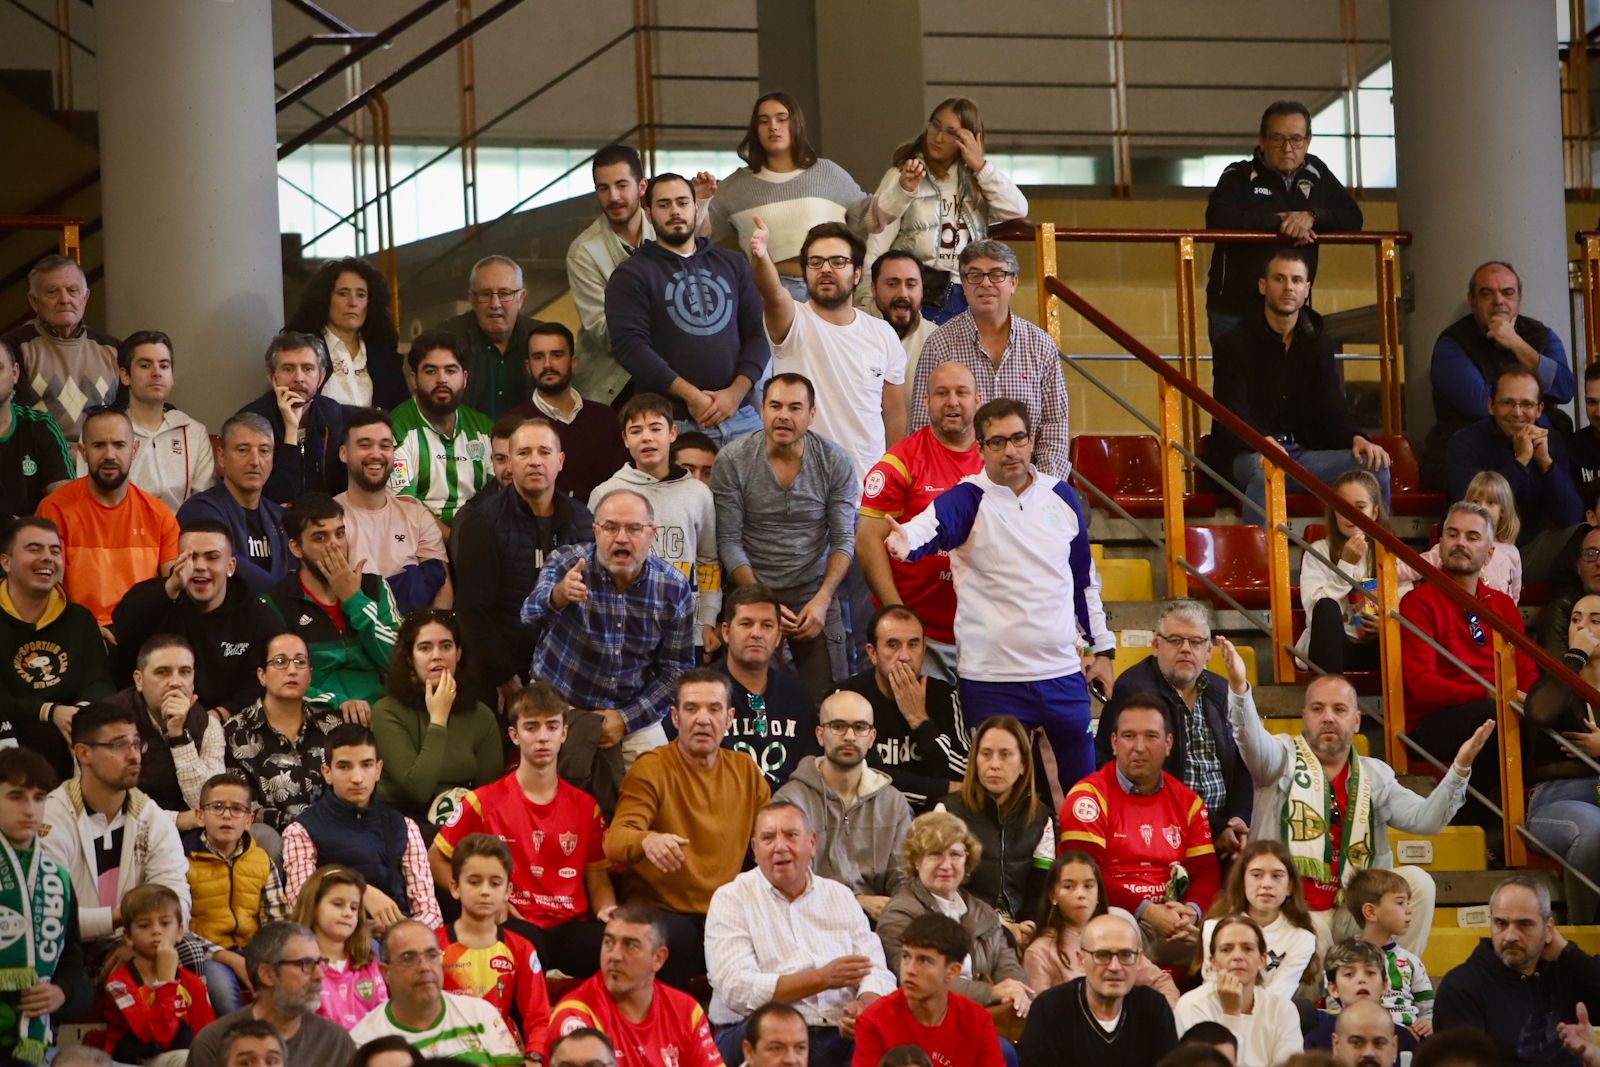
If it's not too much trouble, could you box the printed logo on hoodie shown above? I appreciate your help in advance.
[664,268,734,337]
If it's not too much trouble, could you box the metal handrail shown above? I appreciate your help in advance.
[1574,230,1600,364]
[0,215,80,261]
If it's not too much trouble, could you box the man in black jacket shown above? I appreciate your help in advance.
[1096,598,1251,855]
[1204,99,1364,348]
[1209,248,1390,521]
[450,418,595,708]
[237,331,346,504]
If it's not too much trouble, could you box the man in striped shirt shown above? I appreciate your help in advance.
[390,331,494,525]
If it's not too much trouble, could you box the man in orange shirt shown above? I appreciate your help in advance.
[37,407,179,626]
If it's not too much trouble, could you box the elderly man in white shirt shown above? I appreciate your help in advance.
[705,799,897,1067]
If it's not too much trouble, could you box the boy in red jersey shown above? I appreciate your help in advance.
[101,884,216,1064]
[438,833,553,1060]
[431,683,617,976]
[548,906,723,1067]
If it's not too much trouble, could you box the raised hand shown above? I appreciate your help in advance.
[885,661,929,727]
[898,158,926,193]
[692,170,718,201]
[319,544,364,602]
[275,385,307,438]
[1452,718,1496,772]
[749,214,770,262]
[164,548,195,598]
[1214,634,1251,694]
[552,560,589,609]
[952,126,986,172]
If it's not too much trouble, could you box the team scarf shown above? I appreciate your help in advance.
[1282,735,1375,905]
[0,837,70,1063]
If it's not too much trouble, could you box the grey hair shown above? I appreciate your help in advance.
[1444,499,1495,536]
[27,253,86,297]
[754,797,813,835]
[1156,598,1213,638]
[593,488,655,524]
[1492,874,1553,922]
[220,411,274,448]
[244,920,314,992]
[51,1048,112,1067]
[262,329,328,375]
[1469,260,1520,293]
[1080,909,1142,950]
[470,253,524,290]
[958,239,1019,275]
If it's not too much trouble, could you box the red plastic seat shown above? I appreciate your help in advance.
[1184,524,1272,609]
[1371,434,1445,517]
[1070,435,1216,518]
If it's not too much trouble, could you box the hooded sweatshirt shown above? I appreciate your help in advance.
[117,405,215,512]
[0,581,113,778]
[588,463,721,631]
[1433,937,1600,1066]
[605,237,770,419]
[773,756,912,898]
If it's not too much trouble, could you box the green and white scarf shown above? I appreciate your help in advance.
[1282,735,1375,903]
[0,839,70,1064]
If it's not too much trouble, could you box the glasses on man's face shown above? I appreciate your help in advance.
[85,737,147,756]
[394,947,444,968]
[981,431,1031,451]
[470,288,524,304]
[265,655,310,670]
[1264,134,1308,149]
[1087,948,1140,967]
[961,269,1015,287]
[1155,633,1211,650]
[804,255,854,271]
[275,956,329,976]
[200,802,251,817]
[821,720,874,738]
[595,521,653,537]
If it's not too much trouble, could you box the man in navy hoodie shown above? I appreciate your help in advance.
[605,172,770,445]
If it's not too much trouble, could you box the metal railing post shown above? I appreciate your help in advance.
[455,0,481,231]
[1583,233,1600,365]
[1264,458,1295,683]
[1374,541,1407,770]
[1376,238,1401,434]
[1174,235,1200,491]
[1036,222,1060,347]
[1494,633,1528,866]
[59,221,79,262]
[1158,377,1188,598]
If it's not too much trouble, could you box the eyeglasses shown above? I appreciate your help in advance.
[275,956,329,975]
[804,255,854,271]
[1264,134,1308,148]
[470,287,524,304]
[393,947,444,968]
[265,655,310,670]
[199,802,252,817]
[1086,949,1140,967]
[821,720,874,737]
[981,431,1032,451]
[961,269,1016,286]
[1582,548,1600,563]
[1155,634,1211,650]
[1494,398,1539,411]
[594,521,653,537]
[926,121,963,140]
[84,738,147,755]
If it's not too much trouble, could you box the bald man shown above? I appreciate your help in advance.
[776,690,913,921]
[1332,1000,1398,1067]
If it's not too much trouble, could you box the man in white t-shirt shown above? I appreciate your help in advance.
[751,217,907,485]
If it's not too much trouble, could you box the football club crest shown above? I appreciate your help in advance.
[559,831,578,856]
[1163,825,1183,850]
[1139,824,1153,846]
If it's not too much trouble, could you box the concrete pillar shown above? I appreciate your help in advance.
[1391,1,1571,436]
[757,0,927,189]
[97,0,283,429]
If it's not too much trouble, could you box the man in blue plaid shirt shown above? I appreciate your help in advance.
[522,487,696,767]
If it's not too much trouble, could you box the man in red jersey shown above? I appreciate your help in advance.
[548,906,724,1067]
[855,361,982,683]
[1059,697,1220,967]
[431,682,617,977]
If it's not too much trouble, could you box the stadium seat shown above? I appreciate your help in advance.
[1371,434,1446,517]
[1183,525,1272,609]
[1070,435,1216,518]
[1098,558,1154,601]
[1110,636,1259,687]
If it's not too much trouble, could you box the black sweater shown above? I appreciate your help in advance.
[1018,979,1177,1067]
[1434,937,1600,1065]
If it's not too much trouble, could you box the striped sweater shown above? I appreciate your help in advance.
[707,159,871,261]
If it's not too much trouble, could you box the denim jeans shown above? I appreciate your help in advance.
[779,273,809,302]
[203,957,245,1015]
[1527,776,1600,924]
[675,403,762,448]
[1231,445,1391,525]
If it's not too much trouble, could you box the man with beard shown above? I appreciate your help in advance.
[717,582,819,789]
[390,330,495,526]
[608,172,771,445]
[186,921,357,1067]
[754,218,906,484]
[0,336,72,521]
[1400,500,1536,822]
[435,254,544,419]
[510,322,628,503]
[1,253,118,442]
[1331,999,1399,1067]
[38,406,179,626]
[523,489,694,766]
[335,407,449,615]
[869,250,936,400]
[263,493,401,724]
[177,412,291,592]
[1220,633,1490,954]
[239,331,347,503]
[568,144,652,404]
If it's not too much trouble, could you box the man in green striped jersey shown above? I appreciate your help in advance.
[389,331,495,526]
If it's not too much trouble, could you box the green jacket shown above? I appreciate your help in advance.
[263,572,400,706]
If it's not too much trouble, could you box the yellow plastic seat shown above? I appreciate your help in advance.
[1387,826,1486,872]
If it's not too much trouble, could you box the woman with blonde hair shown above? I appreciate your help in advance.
[1403,470,1523,599]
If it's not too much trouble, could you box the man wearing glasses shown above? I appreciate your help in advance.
[185,921,356,1067]
[906,241,1069,477]
[434,254,543,419]
[1203,99,1363,348]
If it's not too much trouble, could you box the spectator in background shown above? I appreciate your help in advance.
[1099,599,1252,853]
[115,330,214,512]
[239,331,347,503]
[869,251,937,398]
[567,144,652,404]
[335,408,451,615]
[509,322,630,504]
[1203,100,1363,347]
[737,1005,813,1067]
[388,331,495,527]
[858,361,983,683]
[671,431,718,487]
[1173,916,1304,1067]
[1446,367,1584,583]
[1,253,119,441]
[1330,1000,1399,1067]
[107,633,223,818]
[713,374,858,701]
[1197,841,1318,1000]
[0,336,71,520]
[717,582,820,788]
[287,256,408,410]
[907,243,1069,477]
[176,412,290,593]
[864,98,1028,325]
[1571,363,1600,509]
[1406,469,1523,596]
[549,1030,617,1067]
[38,406,180,626]
[435,254,542,418]
[1207,249,1391,523]
[608,171,771,445]
[0,516,112,777]
[1536,525,1600,656]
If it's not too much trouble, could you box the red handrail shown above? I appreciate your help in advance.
[990,220,1412,246]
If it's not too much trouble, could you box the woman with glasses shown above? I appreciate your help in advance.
[1174,915,1303,1067]
[371,609,503,830]
[865,97,1028,324]
[934,717,1053,949]
[876,811,1034,1025]
[287,257,407,410]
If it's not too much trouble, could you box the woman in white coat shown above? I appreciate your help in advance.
[1175,915,1303,1067]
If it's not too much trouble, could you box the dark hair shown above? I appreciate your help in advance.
[283,492,344,543]
[671,431,717,459]
[892,97,984,168]
[221,1019,288,1061]
[1493,365,1542,399]
[1470,260,1521,294]
[737,91,818,171]
[490,412,524,443]
[1037,849,1109,941]
[385,609,474,715]
[508,681,570,724]
[178,518,234,550]
[323,723,379,763]
[618,393,676,429]
[70,702,138,746]
[287,257,398,356]
[871,249,922,285]
[799,222,865,272]
[81,406,131,439]
[645,172,694,203]
[1158,1042,1235,1067]
[352,1035,424,1067]
[548,1029,615,1066]
[200,771,253,805]
[877,1049,934,1067]
[1258,99,1312,138]
[675,666,731,703]
[745,1001,807,1047]
[451,832,514,879]
[135,632,192,673]
[762,372,816,407]
[1585,361,1600,386]
[1344,867,1410,926]
[1110,696,1172,734]
[974,397,1031,440]
[343,406,393,443]
[1410,1026,1502,1067]
[1261,246,1313,278]
[897,912,971,966]
[593,144,643,180]
[867,604,923,645]
[1179,1022,1239,1052]
[261,329,329,376]
[609,902,669,950]
[721,582,783,625]
[1,516,59,554]
[405,330,468,375]
[529,321,575,354]
[116,330,174,374]
[0,337,15,369]
[0,748,58,794]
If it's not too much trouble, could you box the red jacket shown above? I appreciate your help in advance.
[1399,579,1536,728]
[101,961,215,1062]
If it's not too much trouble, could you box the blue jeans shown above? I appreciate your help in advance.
[780,274,809,301]
[676,403,762,448]
[1230,446,1391,525]
[203,957,245,1015]
[960,673,1095,794]
[1527,777,1600,924]
[924,280,969,325]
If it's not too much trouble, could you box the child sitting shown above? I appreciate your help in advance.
[437,833,552,1060]
[1345,867,1433,1037]
[100,884,216,1066]
[290,865,387,1028]
[183,772,289,1014]
[1199,840,1319,999]
[1304,938,1418,1053]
